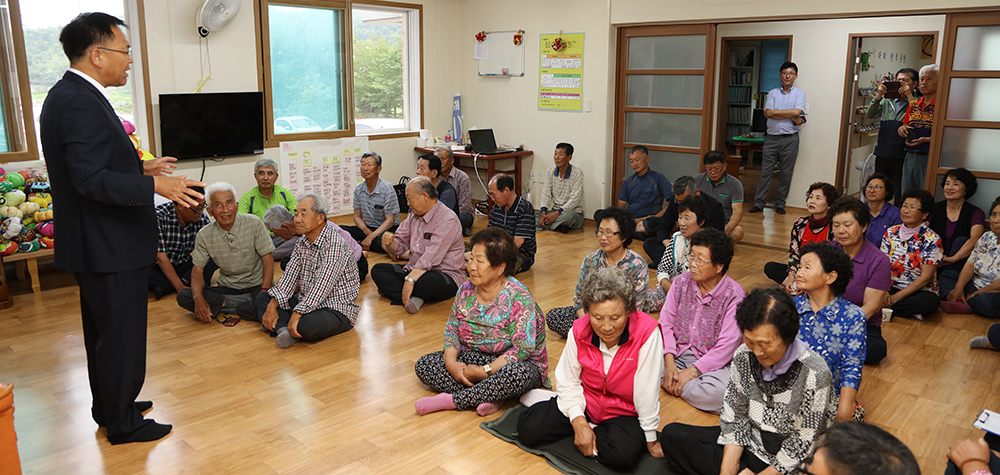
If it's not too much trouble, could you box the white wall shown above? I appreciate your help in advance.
[715,15,945,207]
[141,0,460,215]
[456,0,615,216]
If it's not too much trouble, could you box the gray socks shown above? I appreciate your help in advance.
[970,336,991,349]
[405,297,425,314]
[276,327,300,348]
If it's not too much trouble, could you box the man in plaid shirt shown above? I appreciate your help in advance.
[148,186,216,300]
[254,193,361,349]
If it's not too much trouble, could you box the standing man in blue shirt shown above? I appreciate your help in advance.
[749,61,806,215]
[597,145,672,239]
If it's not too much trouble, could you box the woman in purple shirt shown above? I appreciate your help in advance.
[830,196,892,365]
[863,173,901,247]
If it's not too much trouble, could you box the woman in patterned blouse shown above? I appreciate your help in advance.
[413,227,549,416]
[794,242,867,422]
[642,194,710,313]
[660,288,837,475]
[948,196,1000,321]
[764,182,840,294]
[546,206,648,338]
[881,188,943,320]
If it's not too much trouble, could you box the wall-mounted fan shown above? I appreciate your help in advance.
[197,0,241,38]
[855,152,877,192]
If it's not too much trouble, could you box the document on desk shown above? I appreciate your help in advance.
[538,33,584,112]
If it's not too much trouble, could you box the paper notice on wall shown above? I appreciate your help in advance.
[474,36,489,60]
[539,33,584,111]
[278,137,369,215]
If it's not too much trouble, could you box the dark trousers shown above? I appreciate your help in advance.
[874,155,905,204]
[252,292,352,340]
[990,323,1000,350]
[890,287,940,317]
[660,423,772,475]
[517,397,646,470]
[865,325,887,365]
[966,281,1000,319]
[764,262,789,285]
[342,225,398,254]
[147,259,218,289]
[177,284,261,317]
[644,237,667,269]
[754,133,799,209]
[460,212,474,233]
[75,268,154,441]
[370,263,458,305]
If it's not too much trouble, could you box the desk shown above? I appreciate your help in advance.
[3,249,54,295]
[414,147,533,195]
[732,136,764,171]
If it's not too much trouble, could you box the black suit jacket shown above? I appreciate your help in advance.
[40,71,157,273]
[655,193,726,242]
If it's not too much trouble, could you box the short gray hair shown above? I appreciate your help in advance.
[361,151,382,167]
[297,193,329,218]
[919,64,939,77]
[408,175,438,199]
[254,158,278,172]
[580,267,637,314]
[435,146,454,161]
[263,204,294,230]
[673,175,697,195]
[205,182,237,207]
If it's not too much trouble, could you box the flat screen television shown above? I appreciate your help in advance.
[159,92,264,160]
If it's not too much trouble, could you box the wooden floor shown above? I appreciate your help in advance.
[2,210,998,474]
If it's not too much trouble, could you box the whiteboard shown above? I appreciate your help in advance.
[478,31,525,77]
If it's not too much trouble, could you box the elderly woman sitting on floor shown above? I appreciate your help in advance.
[517,267,665,470]
[546,206,648,338]
[660,288,837,475]
[413,227,549,416]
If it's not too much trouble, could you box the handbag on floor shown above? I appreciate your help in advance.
[394,176,410,214]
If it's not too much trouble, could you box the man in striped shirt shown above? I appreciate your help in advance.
[255,193,360,349]
[486,173,536,273]
[343,151,399,253]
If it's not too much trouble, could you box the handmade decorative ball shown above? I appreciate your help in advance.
[26,182,50,194]
[3,173,23,189]
[24,172,47,185]
[33,209,53,222]
[0,181,12,194]
[3,190,25,207]
[12,226,33,244]
[2,217,22,240]
[40,237,54,249]
[17,201,39,217]
[0,206,22,219]
[0,242,16,256]
[37,221,54,238]
[17,171,29,181]
[17,240,40,253]
[28,193,52,208]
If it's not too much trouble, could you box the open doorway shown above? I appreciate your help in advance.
[835,33,937,201]
[717,37,791,205]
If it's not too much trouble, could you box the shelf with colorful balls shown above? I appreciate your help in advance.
[0,169,54,257]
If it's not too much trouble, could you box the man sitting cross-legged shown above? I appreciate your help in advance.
[148,185,217,300]
[177,182,274,322]
[253,193,361,348]
[262,204,368,281]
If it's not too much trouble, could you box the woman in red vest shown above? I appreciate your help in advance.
[517,267,665,469]
[763,182,839,293]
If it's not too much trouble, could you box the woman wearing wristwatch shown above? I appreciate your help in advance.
[413,228,549,417]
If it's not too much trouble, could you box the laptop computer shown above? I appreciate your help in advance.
[469,129,515,155]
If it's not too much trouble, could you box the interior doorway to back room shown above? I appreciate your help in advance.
[717,37,791,208]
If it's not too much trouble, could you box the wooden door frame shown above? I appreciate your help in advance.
[611,24,716,203]
[714,35,793,153]
[833,31,939,194]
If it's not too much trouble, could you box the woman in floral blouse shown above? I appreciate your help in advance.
[414,227,549,416]
[947,196,1000,320]
[546,206,648,338]
[794,242,867,422]
[642,194,710,314]
[881,188,943,320]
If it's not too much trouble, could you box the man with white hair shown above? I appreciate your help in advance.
[263,204,368,281]
[897,63,938,193]
[256,193,360,348]
[238,157,297,245]
[371,176,465,314]
[177,182,275,322]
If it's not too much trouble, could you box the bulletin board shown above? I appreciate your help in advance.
[277,137,369,215]
[477,31,525,77]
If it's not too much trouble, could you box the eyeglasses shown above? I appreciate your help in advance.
[781,71,797,77]
[595,230,620,238]
[689,256,711,267]
[705,166,725,173]
[97,46,132,57]
[900,204,922,211]
[866,184,884,191]
[190,204,206,213]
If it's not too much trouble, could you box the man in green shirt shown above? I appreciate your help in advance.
[238,158,297,245]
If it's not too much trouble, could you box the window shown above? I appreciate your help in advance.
[260,0,420,142]
[0,0,37,161]
[19,0,150,160]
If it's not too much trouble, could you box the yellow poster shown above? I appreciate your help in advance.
[539,33,584,111]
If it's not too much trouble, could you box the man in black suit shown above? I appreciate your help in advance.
[40,13,204,445]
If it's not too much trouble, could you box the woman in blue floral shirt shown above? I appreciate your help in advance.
[546,207,648,338]
[414,227,549,416]
[794,242,867,422]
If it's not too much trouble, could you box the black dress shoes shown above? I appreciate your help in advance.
[107,419,172,445]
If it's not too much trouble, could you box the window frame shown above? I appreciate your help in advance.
[1,0,39,162]
[256,0,421,146]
